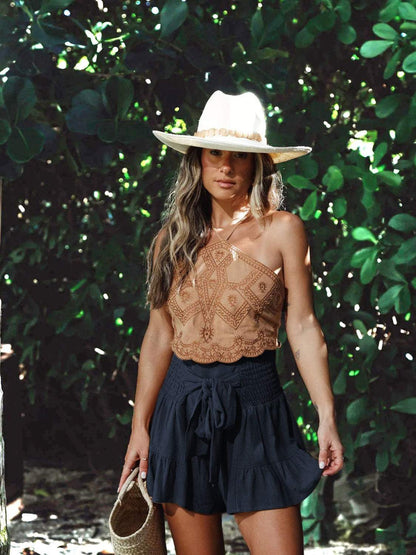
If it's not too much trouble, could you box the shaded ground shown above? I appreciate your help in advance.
[9,466,389,555]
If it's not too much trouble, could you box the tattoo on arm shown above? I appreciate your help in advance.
[294,349,300,360]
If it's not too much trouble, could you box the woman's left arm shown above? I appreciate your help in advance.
[277,212,344,476]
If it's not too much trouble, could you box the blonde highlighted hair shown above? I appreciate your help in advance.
[147,147,284,308]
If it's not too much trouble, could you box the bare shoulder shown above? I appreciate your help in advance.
[267,210,308,246]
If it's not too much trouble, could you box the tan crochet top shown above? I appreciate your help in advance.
[167,231,285,364]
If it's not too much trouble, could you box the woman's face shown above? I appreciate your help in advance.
[200,149,255,201]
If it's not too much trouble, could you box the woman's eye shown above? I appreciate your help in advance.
[210,149,221,156]
[234,152,248,159]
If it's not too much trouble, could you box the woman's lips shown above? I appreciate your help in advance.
[216,179,236,188]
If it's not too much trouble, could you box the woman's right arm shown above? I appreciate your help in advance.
[118,304,174,491]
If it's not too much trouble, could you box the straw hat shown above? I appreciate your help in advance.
[153,90,311,164]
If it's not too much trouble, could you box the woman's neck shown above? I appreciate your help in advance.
[210,199,250,228]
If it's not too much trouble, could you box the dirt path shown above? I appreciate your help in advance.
[9,467,388,554]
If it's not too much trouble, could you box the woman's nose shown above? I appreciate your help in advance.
[220,154,233,173]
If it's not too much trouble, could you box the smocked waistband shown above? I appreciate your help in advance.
[161,351,282,407]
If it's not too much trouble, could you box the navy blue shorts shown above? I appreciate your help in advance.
[147,350,322,515]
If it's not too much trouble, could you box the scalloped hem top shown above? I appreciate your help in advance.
[167,239,285,364]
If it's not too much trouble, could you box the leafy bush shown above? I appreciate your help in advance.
[0,0,415,550]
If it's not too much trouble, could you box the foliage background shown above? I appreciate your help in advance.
[0,0,415,551]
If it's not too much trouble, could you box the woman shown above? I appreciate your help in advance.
[118,91,344,554]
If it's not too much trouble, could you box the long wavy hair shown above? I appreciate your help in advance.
[147,147,284,308]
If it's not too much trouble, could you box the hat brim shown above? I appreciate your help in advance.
[153,131,311,163]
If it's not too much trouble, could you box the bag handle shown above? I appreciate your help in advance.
[117,467,152,506]
[117,467,140,502]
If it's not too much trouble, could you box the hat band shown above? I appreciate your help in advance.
[194,128,263,142]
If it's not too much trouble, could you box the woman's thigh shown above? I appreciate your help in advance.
[163,503,225,555]
[234,504,303,555]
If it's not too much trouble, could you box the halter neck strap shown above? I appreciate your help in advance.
[212,215,248,242]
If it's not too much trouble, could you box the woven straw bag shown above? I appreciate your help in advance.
[109,467,167,554]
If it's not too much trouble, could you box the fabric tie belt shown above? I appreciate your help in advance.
[184,372,241,486]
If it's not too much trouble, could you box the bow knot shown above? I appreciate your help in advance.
[185,373,240,485]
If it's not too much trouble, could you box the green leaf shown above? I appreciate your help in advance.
[299,190,317,221]
[354,367,369,394]
[70,278,87,293]
[353,319,367,334]
[337,24,357,44]
[373,142,388,166]
[6,126,44,163]
[390,397,416,414]
[250,10,264,46]
[298,157,319,179]
[116,409,133,425]
[335,0,351,22]
[40,0,74,12]
[356,430,378,448]
[160,0,189,38]
[399,2,416,21]
[395,284,411,313]
[378,259,407,283]
[384,50,402,79]
[65,106,103,135]
[393,236,416,264]
[344,281,363,305]
[310,11,336,32]
[286,175,315,189]
[333,368,346,395]
[378,284,404,312]
[65,90,104,135]
[332,197,347,218]
[103,77,134,119]
[376,171,402,188]
[88,283,103,310]
[375,94,401,118]
[351,246,377,268]
[0,119,11,144]
[388,213,416,232]
[376,519,404,543]
[360,250,378,284]
[327,255,350,284]
[352,227,378,244]
[323,165,344,191]
[346,397,368,425]
[396,115,412,143]
[361,190,374,210]
[376,450,389,472]
[380,0,401,22]
[407,513,416,539]
[249,15,284,49]
[360,40,394,58]
[72,89,102,107]
[3,77,37,123]
[97,119,118,143]
[362,172,378,191]
[403,51,416,73]
[372,23,399,40]
[31,20,70,49]
[295,26,315,48]
[256,47,283,60]
[400,21,416,31]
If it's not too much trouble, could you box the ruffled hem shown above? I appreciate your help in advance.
[227,445,322,513]
[147,389,322,514]
[147,444,322,515]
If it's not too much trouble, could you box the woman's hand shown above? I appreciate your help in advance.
[118,426,150,492]
[317,420,344,476]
